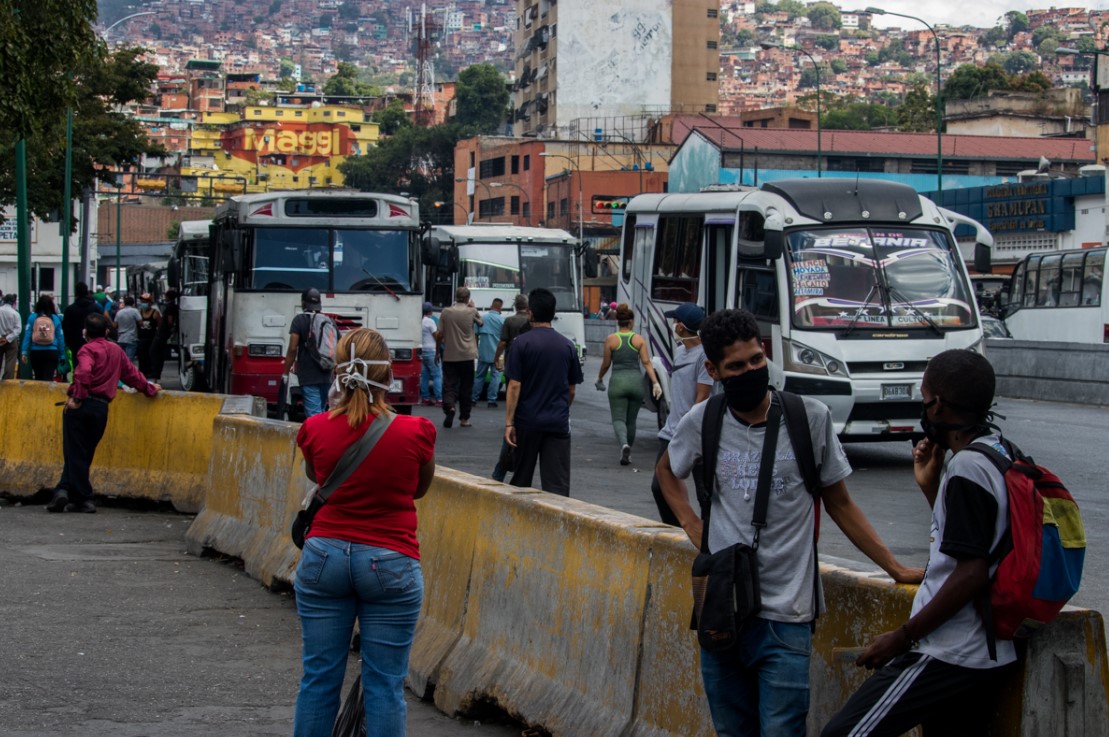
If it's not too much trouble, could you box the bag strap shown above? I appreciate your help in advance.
[697,393,782,554]
[777,390,820,496]
[315,412,394,504]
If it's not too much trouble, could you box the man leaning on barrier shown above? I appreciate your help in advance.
[655,308,922,737]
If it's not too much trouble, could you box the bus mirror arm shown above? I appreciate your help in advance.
[974,242,992,275]
[422,236,442,266]
[763,210,785,260]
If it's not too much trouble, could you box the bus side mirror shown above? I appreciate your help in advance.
[764,230,784,260]
[583,247,600,279]
[422,236,441,266]
[974,243,992,274]
[438,243,458,273]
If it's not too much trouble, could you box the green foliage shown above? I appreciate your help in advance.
[277,76,298,92]
[799,66,822,89]
[1001,50,1038,76]
[815,35,839,51]
[777,0,807,19]
[167,221,181,240]
[1076,37,1097,53]
[830,58,848,74]
[1004,11,1029,40]
[896,84,935,132]
[372,100,412,136]
[822,102,898,130]
[269,0,284,14]
[279,58,297,79]
[1038,38,1059,57]
[1011,71,1052,93]
[981,26,1009,48]
[454,64,510,134]
[943,63,1010,100]
[807,3,841,31]
[338,1,360,20]
[243,87,272,107]
[1032,25,1060,47]
[323,61,377,97]
[735,28,755,46]
[0,44,165,221]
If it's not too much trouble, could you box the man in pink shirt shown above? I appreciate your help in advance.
[46,313,162,514]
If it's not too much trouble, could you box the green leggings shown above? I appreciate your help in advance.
[607,370,644,447]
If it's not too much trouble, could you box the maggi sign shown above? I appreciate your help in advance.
[240,126,344,157]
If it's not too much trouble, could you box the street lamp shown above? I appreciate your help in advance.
[433,200,468,224]
[867,7,943,196]
[456,177,495,223]
[1057,47,1102,163]
[489,182,531,225]
[762,42,823,177]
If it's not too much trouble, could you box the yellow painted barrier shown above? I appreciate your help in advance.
[184,414,309,588]
[177,413,1109,736]
[0,380,237,512]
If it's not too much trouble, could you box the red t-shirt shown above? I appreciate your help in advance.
[296,411,436,560]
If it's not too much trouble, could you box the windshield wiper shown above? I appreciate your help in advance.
[843,265,883,336]
[361,267,401,302]
[887,286,943,336]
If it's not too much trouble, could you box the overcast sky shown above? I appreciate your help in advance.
[865,0,1102,30]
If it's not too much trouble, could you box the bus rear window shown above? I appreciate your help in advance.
[284,199,379,218]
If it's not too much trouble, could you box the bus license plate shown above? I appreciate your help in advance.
[881,383,912,400]
[389,379,403,394]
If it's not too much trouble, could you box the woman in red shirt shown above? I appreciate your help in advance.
[293,328,436,737]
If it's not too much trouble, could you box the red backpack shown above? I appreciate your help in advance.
[966,439,1086,658]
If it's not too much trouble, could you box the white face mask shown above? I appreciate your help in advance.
[674,323,698,344]
[327,343,392,405]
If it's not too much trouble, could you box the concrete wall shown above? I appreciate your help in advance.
[585,318,616,360]
[987,339,1109,406]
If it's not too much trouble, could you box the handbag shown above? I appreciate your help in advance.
[690,395,783,652]
[291,411,394,549]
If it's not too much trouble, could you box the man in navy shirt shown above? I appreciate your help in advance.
[503,288,584,496]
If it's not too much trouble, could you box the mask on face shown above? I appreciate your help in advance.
[674,324,697,344]
[919,397,986,449]
[720,364,770,413]
[140,303,150,310]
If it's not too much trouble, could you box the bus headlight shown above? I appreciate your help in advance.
[391,348,414,361]
[247,343,284,357]
[782,338,849,378]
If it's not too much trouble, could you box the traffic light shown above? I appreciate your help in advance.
[592,195,629,214]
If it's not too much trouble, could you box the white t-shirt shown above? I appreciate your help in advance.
[668,395,851,622]
[421,315,437,352]
[659,342,714,442]
[911,434,1017,668]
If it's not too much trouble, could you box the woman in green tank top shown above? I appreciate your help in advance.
[595,303,662,466]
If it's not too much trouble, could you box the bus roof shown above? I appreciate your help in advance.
[215,189,419,227]
[626,191,757,215]
[177,220,211,242]
[431,224,578,244]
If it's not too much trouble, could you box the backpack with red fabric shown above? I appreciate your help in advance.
[966,438,1086,658]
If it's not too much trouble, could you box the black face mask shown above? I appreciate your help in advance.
[721,364,770,413]
[920,398,983,449]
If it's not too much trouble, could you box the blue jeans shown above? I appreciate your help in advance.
[420,349,441,401]
[700,617,812,737]
[119,341,137,365]
[293,537,424,737]
[300,382,329,418]
[471,359,500,402]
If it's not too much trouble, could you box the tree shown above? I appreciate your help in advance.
[1038,38,1059,58]
[735,28,755,47]
[981,25,1008,49]
[1011,71,1052,93]
[1002,51,1039,76]
[830,58,848,74]
[1032,26,1060,47]
[822,102,897,130]
[454,64,510,134]
[1004,11,1029,40]
[1077,36,1098,54]
[372,100,412,136]
[777,0,806,19]
[897,83,935,132]
[338,123,460,215]
[799,66,821,89]
[815,35,839,51]
[279,58,297,79]
[323,61,377,97]
[807,2,841,31]
[277,76,298,92]
[943,63,1010,101]
[0,44,165,221]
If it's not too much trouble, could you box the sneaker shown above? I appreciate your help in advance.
[620,444,631,466]
[64,500,97,514]
[487,401,498,408]
[435,400,443,407]
[460,419,472,428]
[443,409,455,428]
[45,490,69,513]
[421,399,434,407]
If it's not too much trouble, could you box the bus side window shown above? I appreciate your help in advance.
[738,267,779,320]
[1009,262,1025,306]
[1083,250,1104,306]
[1022,256,1041,307]
[652,215,702,302]
[1059,252,1085,307]
[1036,254,1062,307]
[620,214,636,283]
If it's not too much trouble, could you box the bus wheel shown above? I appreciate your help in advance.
[179,355,205,392]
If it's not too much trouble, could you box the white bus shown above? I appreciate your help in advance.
[1003,246,1107,343]
[425,223,586,361]
[167,220,211,391]
[618,178,993,441]
[205,191,428,412]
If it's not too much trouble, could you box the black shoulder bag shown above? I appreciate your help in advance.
[291,412,394,549]
[690,394,783,652]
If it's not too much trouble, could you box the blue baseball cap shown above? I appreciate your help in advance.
[663,303,706,332]
[422,301,434,313]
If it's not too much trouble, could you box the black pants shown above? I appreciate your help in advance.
[509,427,572,496]
[441,359,475,420]
[55,399,110,503]
[29,350,58,381]
[137,339,155,377]
[821,652,1012,737]
[148,337,168,381]
[650,439,706,526]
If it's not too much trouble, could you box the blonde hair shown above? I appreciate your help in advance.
[328,328,392,427]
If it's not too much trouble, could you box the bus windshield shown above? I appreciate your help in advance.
[459,243,579,311]
[249,227,415,292]
[787,227,975,330]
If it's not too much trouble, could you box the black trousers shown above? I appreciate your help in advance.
[29,350,57,381]
[821,651,1012,737]
[509,427,571,496]
[55,399,110,503]
[650,439,707,526]
[441,359,475,420]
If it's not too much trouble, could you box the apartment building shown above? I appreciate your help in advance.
[512,0,721,137]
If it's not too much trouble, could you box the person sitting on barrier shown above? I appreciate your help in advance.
[655,308,923,737]
[822,350,1017,737]
[46,312,162,514]
[292,327,436,737]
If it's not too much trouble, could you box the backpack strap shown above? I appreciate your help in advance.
[698,394,728,554]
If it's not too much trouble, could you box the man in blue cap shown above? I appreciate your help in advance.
[651,302,714,524]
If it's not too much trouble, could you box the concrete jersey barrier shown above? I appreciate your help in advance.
[179,414,1109,736]
[0,380,258,512]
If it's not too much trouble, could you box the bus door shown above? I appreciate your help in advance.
[703,217,732,315]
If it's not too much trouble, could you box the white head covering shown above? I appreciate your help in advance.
[328,341,392,404]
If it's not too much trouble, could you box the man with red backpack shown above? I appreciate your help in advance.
[823,349,1028,737]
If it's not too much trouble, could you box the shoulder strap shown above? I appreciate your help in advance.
[315,412,394,504]
[777,390,821,496]
[751,400,784,550]
[698,395,728,513]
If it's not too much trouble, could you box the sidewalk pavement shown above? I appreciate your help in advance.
[0,499,522,737]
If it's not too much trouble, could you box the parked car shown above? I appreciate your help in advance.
[982,315,1013,339]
